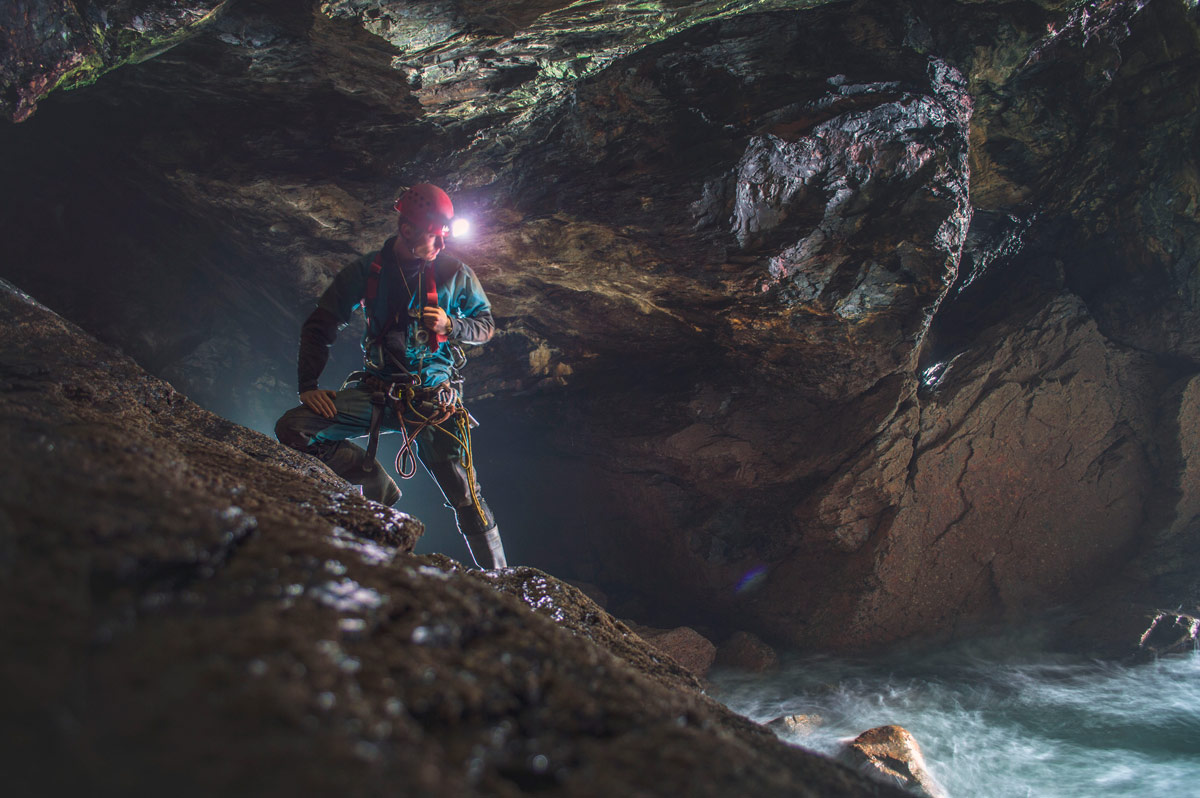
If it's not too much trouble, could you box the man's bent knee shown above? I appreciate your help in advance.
[274,409,400,506]
[308,439,401,507]
[275,405,322,451]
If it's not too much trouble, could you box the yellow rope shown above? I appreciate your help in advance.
[400,393,489,528]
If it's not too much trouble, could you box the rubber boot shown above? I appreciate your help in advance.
[463,526,507,570]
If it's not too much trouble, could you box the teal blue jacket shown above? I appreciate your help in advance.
[298,238,494,390]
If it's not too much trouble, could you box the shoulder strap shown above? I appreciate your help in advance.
[423,264,448,348]
[359,254,385,334]
[364,254,383,303]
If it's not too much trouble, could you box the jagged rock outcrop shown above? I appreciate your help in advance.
[472,0,976,643]
[1,0,1198,654]
[0,279,908,796]
[0,0,228,122]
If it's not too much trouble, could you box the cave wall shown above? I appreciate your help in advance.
[2,0,1198,651]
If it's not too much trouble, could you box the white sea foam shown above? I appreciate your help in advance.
[712,640,1200,798]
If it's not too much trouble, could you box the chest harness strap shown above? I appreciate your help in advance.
[354,254,485,526]
[352,374,488,529]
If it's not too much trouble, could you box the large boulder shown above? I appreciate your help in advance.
[716,631,780,673]
[838,725,947,798]
[0,279,907,797]
[781,294,1163,649]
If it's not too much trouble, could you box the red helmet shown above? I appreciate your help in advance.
[394,183,454,236]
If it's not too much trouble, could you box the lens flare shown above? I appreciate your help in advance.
[735,565,768,594]
[451,218,471,238]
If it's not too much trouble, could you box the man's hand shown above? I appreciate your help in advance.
[421,306,452,336]
[300,389,338,419]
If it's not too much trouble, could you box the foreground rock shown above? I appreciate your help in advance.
[0,280,906,797]
[838,726,947,798]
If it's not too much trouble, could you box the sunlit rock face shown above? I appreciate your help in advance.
[1,0,1198,652]
[0,280,904,796]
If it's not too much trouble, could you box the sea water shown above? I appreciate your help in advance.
[711,636,1200,797]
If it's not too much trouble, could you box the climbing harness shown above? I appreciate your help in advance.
[347,249,487,529]
[343,371,487,529]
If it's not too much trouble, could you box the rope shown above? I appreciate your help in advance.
[359,257,487,526]
[392,387,489,528]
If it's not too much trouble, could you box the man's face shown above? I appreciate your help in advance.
[401,222,445,260]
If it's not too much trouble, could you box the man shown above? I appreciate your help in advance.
[275,183,506,569]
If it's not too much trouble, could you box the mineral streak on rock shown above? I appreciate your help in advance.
[0,281,909,796]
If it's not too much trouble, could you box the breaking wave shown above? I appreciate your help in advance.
[712,635,1200,797]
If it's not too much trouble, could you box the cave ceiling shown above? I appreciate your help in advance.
[2,0,1199,649]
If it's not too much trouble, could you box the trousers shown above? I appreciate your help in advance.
[274,381,496,538]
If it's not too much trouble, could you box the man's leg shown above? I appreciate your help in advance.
[274,386,401,506]
[415,421,506,569]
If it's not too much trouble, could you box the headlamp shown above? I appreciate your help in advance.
[401,215,451,238]
[451,218,471,238]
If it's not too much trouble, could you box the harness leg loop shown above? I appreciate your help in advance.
[362,390,387,473]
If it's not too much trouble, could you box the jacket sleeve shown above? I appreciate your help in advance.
[296,258,369,392]
[297,307,342,393]
[449,265,495,346]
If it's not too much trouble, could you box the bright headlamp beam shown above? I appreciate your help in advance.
[451,218,471,238]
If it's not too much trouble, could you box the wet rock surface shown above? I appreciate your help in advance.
[769,714,826,738]
[838,725,947,798]
[1,0,1199,654]
[0,280,908,796]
